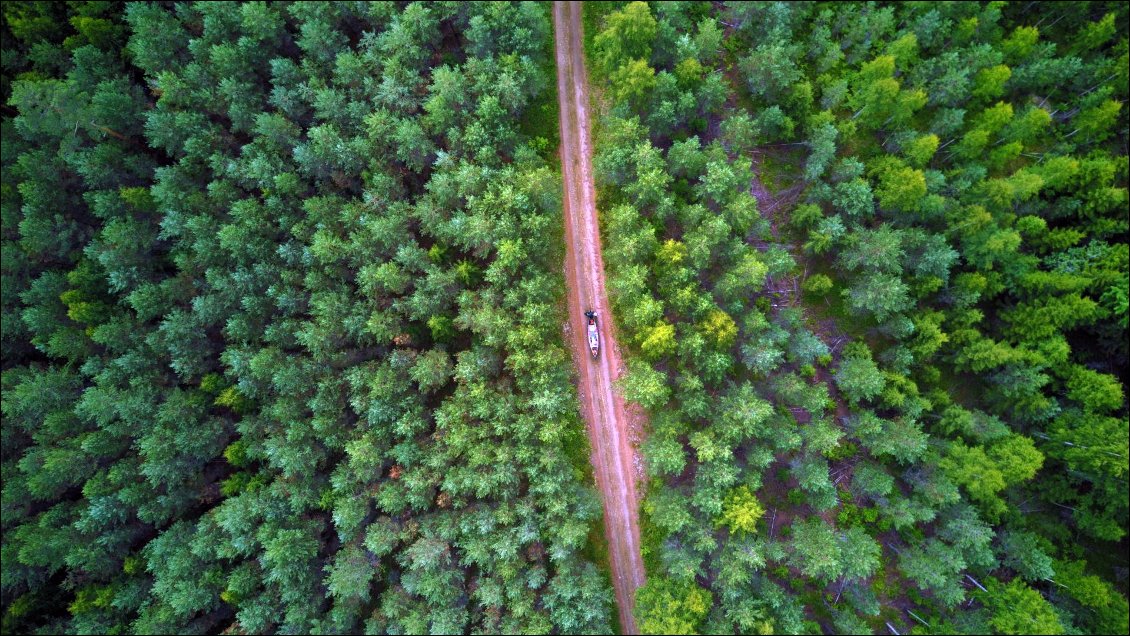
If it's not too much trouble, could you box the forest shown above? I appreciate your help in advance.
[2,1,1128,635]
[3,2,610,634]
[585,1,1128,634]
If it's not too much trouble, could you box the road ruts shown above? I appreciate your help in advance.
[553,2,646,633]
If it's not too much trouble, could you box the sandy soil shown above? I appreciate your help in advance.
[553,2,646,633]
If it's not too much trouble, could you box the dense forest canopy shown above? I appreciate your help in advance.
[3,2,609,633]
[2,1,1128,635]
[583,1,1127,634]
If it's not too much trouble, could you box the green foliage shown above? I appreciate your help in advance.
[618,358,671,409]
[802,273,834,297]
[903,133,939,167]
[1053,559,1120,609]
[609,57,657,106]
[223,440,249,468]
[635,576,712,635]
[639,320,677,360]
[6,1,1127,632]
[593,2,657,75]
[1065,364,1124,413]
[835,343,885,404]
[939,435,1044,521]
[699,308,737,349]
[597,1,1130,632]
[979,579,1065,635]
[1000,530,1054,582]
[1,3,612,634]
[787,517,879,583]
[872,160,927,212]
[717,486,765,535]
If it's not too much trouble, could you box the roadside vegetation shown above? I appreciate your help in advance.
[2,2,611,633]
[585,2,1128,634]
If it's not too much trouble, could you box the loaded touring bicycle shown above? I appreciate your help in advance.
[585,311,599,359]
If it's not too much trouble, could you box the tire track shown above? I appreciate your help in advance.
[553,3,646,633]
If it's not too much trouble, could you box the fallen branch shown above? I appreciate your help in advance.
[965,574,988,593]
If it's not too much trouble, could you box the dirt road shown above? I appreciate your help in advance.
[553,2,646,633]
